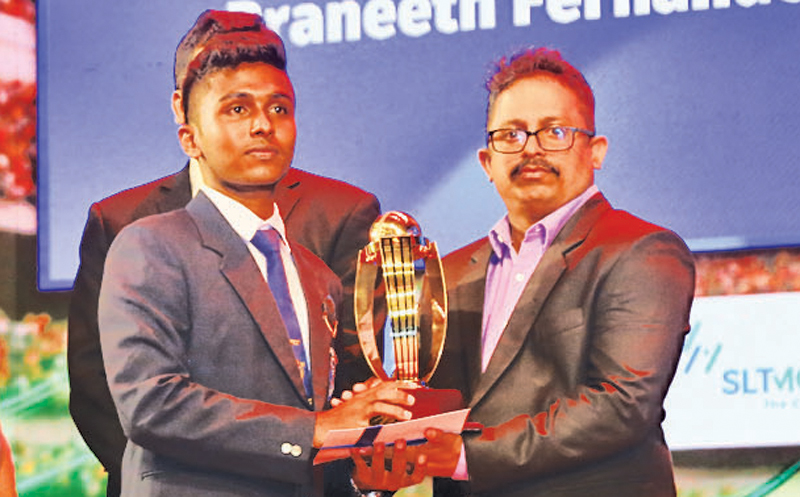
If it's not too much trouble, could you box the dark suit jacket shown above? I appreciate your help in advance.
[431,194,696,497]
[98,192,342,496]
[68,167,379,494]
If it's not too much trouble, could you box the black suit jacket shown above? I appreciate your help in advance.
[431,194,696,497]
[98,192,341,496]
[68,166,379,495]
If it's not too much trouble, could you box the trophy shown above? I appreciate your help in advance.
[354,211,463,420]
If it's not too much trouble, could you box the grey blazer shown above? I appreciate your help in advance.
[68,166,379,495]
[432,193,696,497]
[98,192,342,496]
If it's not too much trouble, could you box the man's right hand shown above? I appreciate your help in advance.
[313,381,416,447]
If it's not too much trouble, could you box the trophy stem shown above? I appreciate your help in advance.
[380,236,421,382]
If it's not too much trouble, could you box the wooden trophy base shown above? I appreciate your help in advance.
[404,386,464,419]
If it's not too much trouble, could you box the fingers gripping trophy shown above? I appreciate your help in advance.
[354,212,463,420]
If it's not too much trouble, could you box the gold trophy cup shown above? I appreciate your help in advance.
[354,211,463,419]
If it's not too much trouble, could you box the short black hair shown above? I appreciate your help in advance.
[175,10,287,120]
[486,47,596,131]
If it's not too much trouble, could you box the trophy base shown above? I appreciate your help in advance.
[404,386,464,419]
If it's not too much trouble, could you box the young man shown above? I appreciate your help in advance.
[97,11,412,497]
[67,11,381,496]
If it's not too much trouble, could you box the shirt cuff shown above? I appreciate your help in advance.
[451,442,468,480]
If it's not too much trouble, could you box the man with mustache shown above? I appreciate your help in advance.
[356,47,696,496]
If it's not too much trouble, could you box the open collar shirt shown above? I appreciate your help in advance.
[481,184,600,371]
[451,184,601,481]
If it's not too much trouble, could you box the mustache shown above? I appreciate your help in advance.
[510,157,560,178]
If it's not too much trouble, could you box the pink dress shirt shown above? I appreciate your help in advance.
[452,184,600,480]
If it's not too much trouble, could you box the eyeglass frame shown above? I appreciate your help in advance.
[487,125,596,153]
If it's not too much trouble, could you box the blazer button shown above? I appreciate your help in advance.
[291,444,302,457]
[281,442,293,455]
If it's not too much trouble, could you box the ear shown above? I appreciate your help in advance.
[172,90,185,125]
[178,124,201,159]
[589,135,608,171]
[478,147,493,182]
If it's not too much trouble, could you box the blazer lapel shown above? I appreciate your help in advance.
[470,194,611,408]
[130,166,192,220]
[292,244,336,409]
[155,166,192,213]
[187,193,310,405]
[275,169,302,221]
[471,246,567,407]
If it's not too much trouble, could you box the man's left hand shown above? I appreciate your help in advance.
[352,439,427,491]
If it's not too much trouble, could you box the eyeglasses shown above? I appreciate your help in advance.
[487,125,595,153]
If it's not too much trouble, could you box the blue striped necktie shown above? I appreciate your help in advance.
[251,228,313,405]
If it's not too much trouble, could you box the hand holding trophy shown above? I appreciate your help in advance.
[354,211,463,420]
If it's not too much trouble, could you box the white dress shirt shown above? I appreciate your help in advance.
[200,185,311,364]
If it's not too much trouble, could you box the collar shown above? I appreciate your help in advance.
[488,184,600,257]
[200,185,288,249]
[188,158,205,198]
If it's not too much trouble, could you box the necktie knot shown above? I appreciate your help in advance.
[251,227,282,259]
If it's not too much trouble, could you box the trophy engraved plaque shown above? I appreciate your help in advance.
[355,211,463,419]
